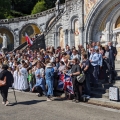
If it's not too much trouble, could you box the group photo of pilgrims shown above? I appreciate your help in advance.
[0,41,118,105]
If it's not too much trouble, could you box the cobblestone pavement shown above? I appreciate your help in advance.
[0,90,120,120]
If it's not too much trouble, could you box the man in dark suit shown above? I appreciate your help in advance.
[108,42,117,68]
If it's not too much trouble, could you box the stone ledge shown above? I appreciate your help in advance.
[9,89,120,109]
[88,98,120,109]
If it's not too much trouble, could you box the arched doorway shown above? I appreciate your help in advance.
[0,27,14,51]
[115,16,120,45]
[85,0,120,44]
[20,24,41,44]
[59,27,64,49]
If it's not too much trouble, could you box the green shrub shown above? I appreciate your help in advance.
[31,1,46,14]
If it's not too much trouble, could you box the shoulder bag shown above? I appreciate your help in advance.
[77,72,85,83]
[0,76,6,87]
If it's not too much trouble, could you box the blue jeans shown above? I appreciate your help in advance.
[29,82,33,91]
[46,80,53,97]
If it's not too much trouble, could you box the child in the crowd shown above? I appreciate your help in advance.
[52,62,58,93]
[28,69,33,92]
[63,66,72,100]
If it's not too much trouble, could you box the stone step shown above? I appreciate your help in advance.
[114,80,120,84]
[91,87,109,93]
[115,61,120,64]
[91,91,109,99]
[113,83,120,89]
[97,83,113,89]
[88,98,120,109]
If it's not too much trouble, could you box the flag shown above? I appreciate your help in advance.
[57,74,74,94]
[25,33,33,46]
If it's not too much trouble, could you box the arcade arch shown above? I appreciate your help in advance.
[0,27,14,51]
[19,23,42,44]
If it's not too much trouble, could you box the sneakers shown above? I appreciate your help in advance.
[72,99,76,102]
[86,95,90,99]
[72,99,79,103]
[49,97,54,101]
[2,102,5,105]
[5,101,9,106]
[82,94,91,100]
[38,93,42,97]
[36,93,39,96]
[47,98,52,102]
[75,100,79,103]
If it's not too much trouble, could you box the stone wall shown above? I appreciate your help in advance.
[45,0,83,49]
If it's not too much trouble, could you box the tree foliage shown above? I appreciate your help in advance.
[0,0,11,19]
[0,0,65,19]
[11,0,39,15]
[31,0,46,14]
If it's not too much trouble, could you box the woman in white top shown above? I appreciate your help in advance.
[13,66,19,90]
[18,64,28,91]
[58,61,66,73]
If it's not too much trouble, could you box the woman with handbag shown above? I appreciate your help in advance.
[80,53,91,98]
[0,65,11,106]
[69,58,82,103]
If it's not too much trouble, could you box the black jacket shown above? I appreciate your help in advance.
[110,46,117,60]
[0,70,14,87]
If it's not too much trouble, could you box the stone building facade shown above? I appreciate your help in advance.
[0,0,120,59]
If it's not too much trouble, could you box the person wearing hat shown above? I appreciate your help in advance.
[0,64,14,106]
[45,63,54,101]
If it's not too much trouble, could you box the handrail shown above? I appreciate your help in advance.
[44,8,65,36]
[13,33,44,52]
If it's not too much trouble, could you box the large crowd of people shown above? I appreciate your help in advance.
[0,41,117,105]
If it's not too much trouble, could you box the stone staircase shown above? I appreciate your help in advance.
[91,61,120,100]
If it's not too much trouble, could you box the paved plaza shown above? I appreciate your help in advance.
[0,90,120,120]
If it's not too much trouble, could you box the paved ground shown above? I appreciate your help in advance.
[0,90,120,120]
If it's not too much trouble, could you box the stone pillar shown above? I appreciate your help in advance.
[106,31,110,42]
[14,30,19,49]
[113,33,117,47]
[79,27,83,45]
[68,29,74,48]
[64,29,68,46]
[55,32,59,47]
[54,32,58,48]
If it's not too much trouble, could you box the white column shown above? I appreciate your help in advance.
[55,32,59,48]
